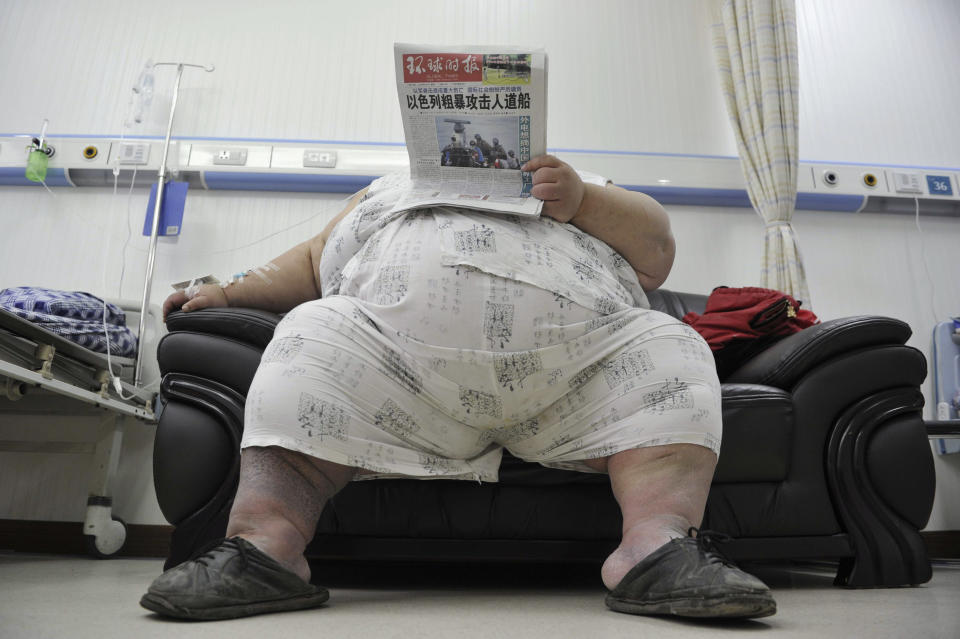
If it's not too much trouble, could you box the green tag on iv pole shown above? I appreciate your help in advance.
[25,149,49,183]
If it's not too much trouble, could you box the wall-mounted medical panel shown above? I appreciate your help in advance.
[0,136,190,182]
[806,163,893,195]
[554,151,746,191]
[189,144,270,169]
[2,135,959,216]
[202,172,378,193]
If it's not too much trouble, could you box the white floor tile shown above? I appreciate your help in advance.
[0,554,957,639]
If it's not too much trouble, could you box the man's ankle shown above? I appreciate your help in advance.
[231,533,311,583]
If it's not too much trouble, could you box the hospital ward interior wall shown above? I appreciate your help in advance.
[0,0,957,531]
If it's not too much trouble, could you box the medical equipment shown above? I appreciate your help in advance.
[0,62,211,556]
[25,119,54,184]
[930,318,960,454]
[141,180,188,237]
[171,262,282,304]
[133,61,214,387]
[4,135,959,217]
[231,262,282,287]
[130,60,155,127]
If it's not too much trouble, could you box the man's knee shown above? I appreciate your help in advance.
[582,443,718,475]
[241,446,357,494]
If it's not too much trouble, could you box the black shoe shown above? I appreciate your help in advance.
[140,537,329,620]
[605,528,776,619]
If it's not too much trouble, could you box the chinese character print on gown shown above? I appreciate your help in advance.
[241,171,722,481]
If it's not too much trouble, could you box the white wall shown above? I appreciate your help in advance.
[0,0,957,529]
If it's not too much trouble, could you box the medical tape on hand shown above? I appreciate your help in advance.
[221,272,246,288]
[251,267,273,285]
[184,279,201,300]
[219,262,282,288]
[172,274,219,296]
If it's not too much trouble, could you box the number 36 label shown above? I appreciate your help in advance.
[926,175,953,196]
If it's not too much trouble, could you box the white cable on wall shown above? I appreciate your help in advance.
[97,61,161,398]
[119,192,354,258]
[913,196,941,326]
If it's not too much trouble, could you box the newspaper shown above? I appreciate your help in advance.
[392,43,547,217]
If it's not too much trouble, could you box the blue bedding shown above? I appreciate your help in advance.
[0,287,137,357]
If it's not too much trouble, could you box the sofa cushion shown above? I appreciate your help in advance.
[497,384,791,486]
[158,330,792,487]
[713,384,792,483]
[316,480,623,540]
[498,452,609,486]
[645,289,708,319]
[157,332,263,396]
[165,307,281,349]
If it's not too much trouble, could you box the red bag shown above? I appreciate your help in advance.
[682,286,819,378]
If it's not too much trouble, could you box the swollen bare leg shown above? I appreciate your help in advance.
[584,443,717,590]
[226,446,356,582]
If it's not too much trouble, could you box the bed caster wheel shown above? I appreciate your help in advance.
[84,515,127,558]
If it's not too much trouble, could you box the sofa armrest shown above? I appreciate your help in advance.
[724,315,912,389]
[164,307,282,349]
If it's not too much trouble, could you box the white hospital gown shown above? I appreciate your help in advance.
[240,171,722,481]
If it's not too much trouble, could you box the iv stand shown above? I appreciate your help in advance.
[133,62,214,387]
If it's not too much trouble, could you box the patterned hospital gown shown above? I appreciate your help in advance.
[240,171,722,481]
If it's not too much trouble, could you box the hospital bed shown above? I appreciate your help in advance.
[0,299,158,557]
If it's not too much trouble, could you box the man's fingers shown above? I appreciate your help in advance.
[531,182,561,201]
[162,291,189,321]
[521,154,562,172]
[181,295,211,313]
[530,166,563,186]
[165,291,188,306]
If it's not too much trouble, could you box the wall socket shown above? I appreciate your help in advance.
[303,149,337,168]
[117,142,150,165]
[213,148,248,166]
[893,172,923,194]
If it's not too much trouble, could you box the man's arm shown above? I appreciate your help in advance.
[524,155,675,292]
[571,183,676,291]
[162,188,368,320]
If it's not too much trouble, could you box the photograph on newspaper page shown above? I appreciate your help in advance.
[392,43,547,217]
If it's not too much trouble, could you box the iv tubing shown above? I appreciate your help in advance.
[38,118,49,150]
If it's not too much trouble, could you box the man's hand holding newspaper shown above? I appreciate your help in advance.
[523,154,585,223]
[392,43,548,217]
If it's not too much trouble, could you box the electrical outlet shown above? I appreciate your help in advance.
[303,150,337,168]
[117,143,150,165]
[213,148,248,166]
[893,172,923,194]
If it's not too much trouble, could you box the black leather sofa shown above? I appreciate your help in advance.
[152,289,936,588]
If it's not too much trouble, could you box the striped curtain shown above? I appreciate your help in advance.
[712,0,811,307]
